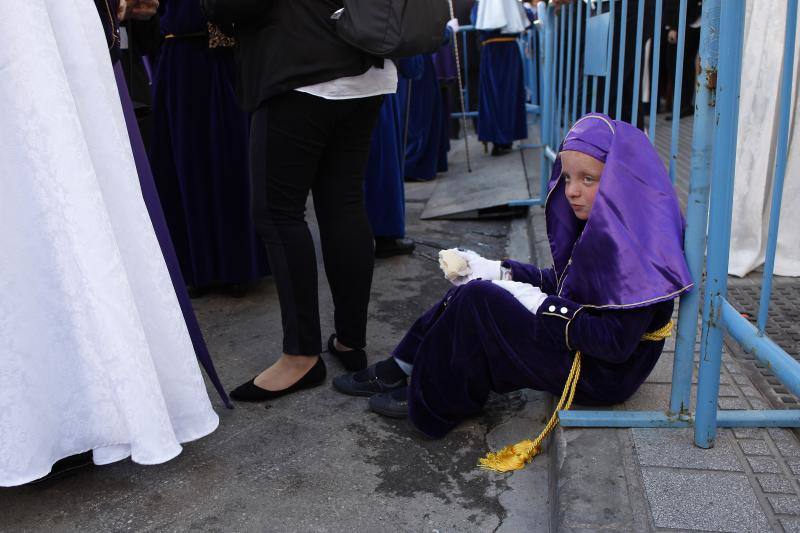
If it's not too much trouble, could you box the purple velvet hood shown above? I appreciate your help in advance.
[546,113,693,309]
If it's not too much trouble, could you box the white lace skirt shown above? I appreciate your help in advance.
[0,0,219,487]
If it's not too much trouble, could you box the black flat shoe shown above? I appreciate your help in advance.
[223,283,250,298]
[230,357,326,402]
[327,334,367,371]
[375,238,415,259]
[491,143,513,156]
[333,362,407,397]
[369,387,409,418]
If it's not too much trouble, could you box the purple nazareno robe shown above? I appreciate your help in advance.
[394,113,692,438]
[114,63,231,408]
[96,0,231,407]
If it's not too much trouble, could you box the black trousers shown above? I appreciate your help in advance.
[250,91,383,355]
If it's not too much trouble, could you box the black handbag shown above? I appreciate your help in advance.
[334,0,451,58]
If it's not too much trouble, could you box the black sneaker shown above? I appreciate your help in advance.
[369,387,409,418]
[333,363,407,397]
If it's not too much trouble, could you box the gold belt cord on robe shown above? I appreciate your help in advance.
[479,320,675,473]
[163,25,235,49]
[481,37,519,46]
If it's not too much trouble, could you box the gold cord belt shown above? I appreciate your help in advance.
[163,32,207,41]
[480,321,674,473]
[481,37,519,46]
[164,25,235,49]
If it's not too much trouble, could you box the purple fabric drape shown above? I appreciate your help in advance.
[113,62,232,408]
[546,113,694,308]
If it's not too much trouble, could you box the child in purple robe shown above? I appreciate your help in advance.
[334,113,693,439]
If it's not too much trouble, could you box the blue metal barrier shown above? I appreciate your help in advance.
[529,0,800,443]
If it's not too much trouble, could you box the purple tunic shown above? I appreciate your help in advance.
[394,113,692,438]
[149,0,269,288]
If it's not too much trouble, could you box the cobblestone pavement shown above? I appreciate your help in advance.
[728,277,800,410]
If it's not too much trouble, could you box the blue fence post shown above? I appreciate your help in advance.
[615,0,629,120]
[670,0,721,418]
[669,0,689,183]
[571,0,583,124]
[648,0,664,141]
[630,0,645,126]
[557,9,566,139]
[695,0,747,449]
[581,0,590,116]
[589,0,599,112]
[550,4,558,151]
[603,0,616,115]
[758,0,798,334]
[564,3,574,134]
[539,2,555,202]
[530,31,536,108]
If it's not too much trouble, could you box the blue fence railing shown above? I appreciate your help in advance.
[527,0,800,448]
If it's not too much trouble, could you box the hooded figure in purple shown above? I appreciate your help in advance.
[333,113,693,438]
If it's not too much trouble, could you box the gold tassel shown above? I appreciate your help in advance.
[479,321,674,473]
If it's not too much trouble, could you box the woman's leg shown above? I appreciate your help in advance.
[312,96,383,351]
[246,92,334,391]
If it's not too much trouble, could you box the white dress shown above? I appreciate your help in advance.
[0,0,219,487]
[730,0,800,277]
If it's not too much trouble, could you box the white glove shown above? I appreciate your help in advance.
[439,248,505,286]
[492,280,548,314]
[446,18,460,34]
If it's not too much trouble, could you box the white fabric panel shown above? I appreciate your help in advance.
[730,0,800,277]
[0,0,218,487]
[476,0,530,34]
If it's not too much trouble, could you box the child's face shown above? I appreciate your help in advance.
[559,150,604,221]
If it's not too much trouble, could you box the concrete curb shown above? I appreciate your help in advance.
[521,204,561,533]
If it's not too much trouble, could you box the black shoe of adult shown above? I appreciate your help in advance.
[491,143,513,156]
[375,237,416,259]
[327,334,367,371]
[31,452,94,485]
[369,387,409,418]
[229,357,326,402]
[224,283,250,298]
[333,362,407,397]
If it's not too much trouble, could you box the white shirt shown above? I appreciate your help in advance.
[295,61,398,100]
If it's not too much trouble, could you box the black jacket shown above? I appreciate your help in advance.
[201,0,376,111]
